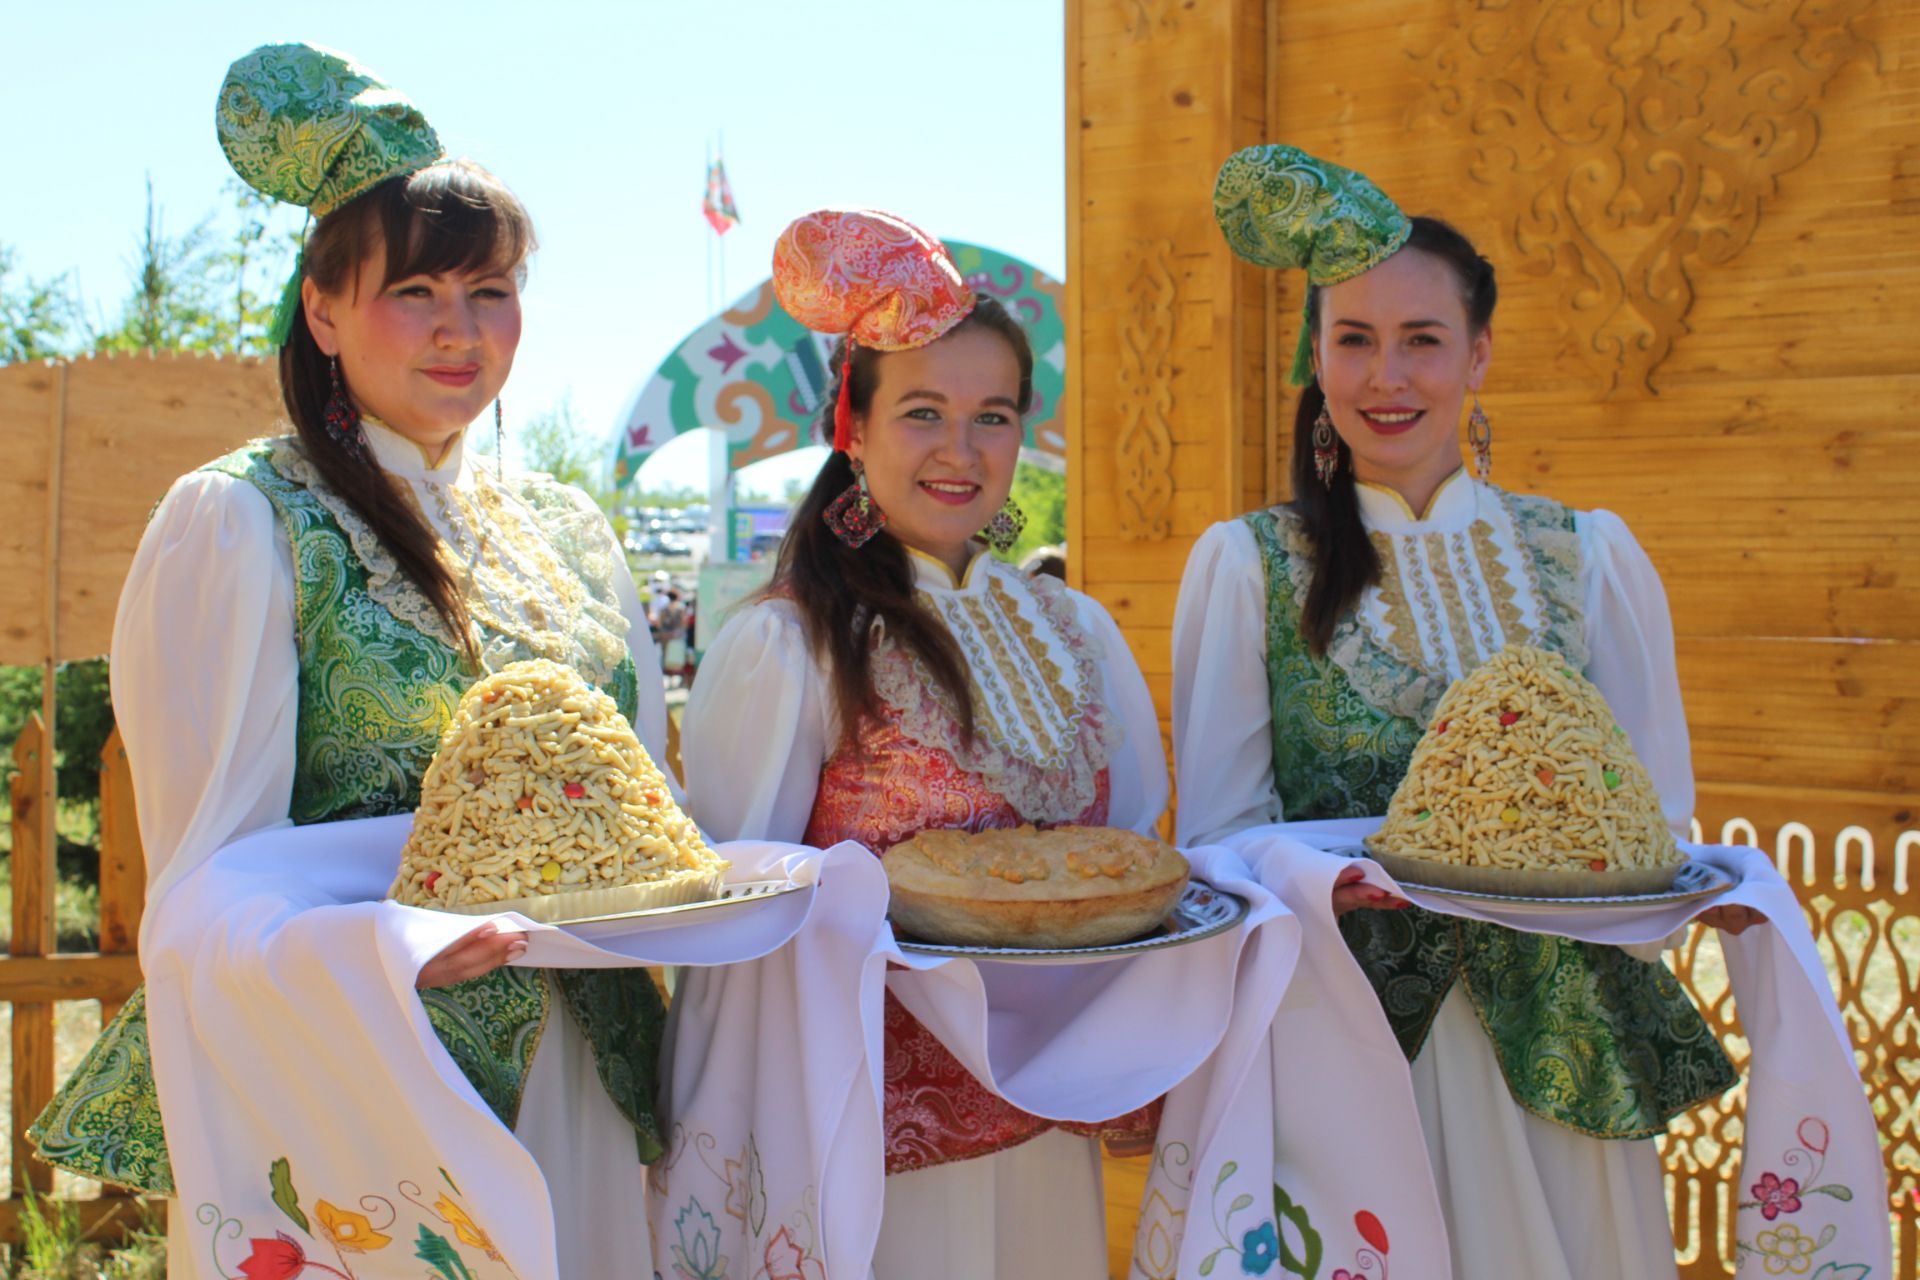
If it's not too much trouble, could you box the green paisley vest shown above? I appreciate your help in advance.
[1244,497,1736,1139]
[31,439,668,1194]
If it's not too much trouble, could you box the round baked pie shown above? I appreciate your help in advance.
[884,825,1191,948]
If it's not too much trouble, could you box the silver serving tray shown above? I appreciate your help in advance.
[558,878,808,932]
[894,879,1250,965]
[1334,848,1734,909]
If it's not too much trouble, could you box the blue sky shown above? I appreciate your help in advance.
[5,0,1065,494]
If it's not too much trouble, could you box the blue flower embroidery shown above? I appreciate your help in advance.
[1240,1220,1279,1275]
[672,1197,727,1280]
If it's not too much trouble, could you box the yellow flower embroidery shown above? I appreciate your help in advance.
[314,1200,394,1254]
[1755,1224,1818,1275]
[435,1194,500,1259]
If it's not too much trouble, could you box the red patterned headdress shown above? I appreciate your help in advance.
[772,208,976,453]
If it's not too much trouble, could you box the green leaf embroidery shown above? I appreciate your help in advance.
[268,1157,308,1234]
[1231,1193,1254,1214]
[1808,1184,1855,1202]
[416,1225,476,1280]
[439,1166,463,1196]
[1214,1161,1239,1191]
[1199,1252,1218,1276]
[1273,1183,1323,1279]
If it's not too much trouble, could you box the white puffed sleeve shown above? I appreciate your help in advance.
[1172,521,1284,847]
[1577,509,1694,837]
[114,471,300,929]
[1070,591,1170,835]
[681,600,832,843]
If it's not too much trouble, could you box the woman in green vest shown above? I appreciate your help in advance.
[1172,145,1764,1278]
[31,44,670,1277]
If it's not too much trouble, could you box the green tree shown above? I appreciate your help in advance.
[221,177,300,355]
[518,393,598,490]
[997,461,1066,564]
[0,244,82,364]
[94,175,232,354]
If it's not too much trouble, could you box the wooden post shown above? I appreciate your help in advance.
[10,717,55,1195]
[97,728,143,1024]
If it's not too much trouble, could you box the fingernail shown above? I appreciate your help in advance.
[506,942,527,960]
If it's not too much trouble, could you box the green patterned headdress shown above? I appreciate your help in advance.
[216,42,446,346]
[1213,144,1411,386]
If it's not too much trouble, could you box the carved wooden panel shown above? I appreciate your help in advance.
[1414,0,1876,397]
[1115,238,1178,541]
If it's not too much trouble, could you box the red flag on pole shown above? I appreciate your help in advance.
[702,156,740,235]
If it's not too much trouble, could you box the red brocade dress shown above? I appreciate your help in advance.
[683,548,1171,1280]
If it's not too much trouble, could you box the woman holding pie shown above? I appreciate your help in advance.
[681,208,1167,1280]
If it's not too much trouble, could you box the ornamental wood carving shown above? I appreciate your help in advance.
[1414,0,1874,397]
[1116,238,1177,541]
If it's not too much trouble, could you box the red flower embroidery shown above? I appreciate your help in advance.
[1751,1171,1803,1220]
[238,1232,306,1280]
[763,1226,824,1280]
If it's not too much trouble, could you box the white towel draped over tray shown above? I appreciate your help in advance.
[144,813,892,1280]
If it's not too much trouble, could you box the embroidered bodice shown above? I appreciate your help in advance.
[1236,475,1735,1136]
[803,553,1150,1174]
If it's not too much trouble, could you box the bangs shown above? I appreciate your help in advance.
[376,160,536,287]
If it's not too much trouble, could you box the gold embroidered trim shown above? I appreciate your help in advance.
[1471,519,1525,645]
[871,561,1118,823]
[266,438,630,687]
[1274,479,1589,724]
[1366,532,1425,671]
[1425,531,1483,670]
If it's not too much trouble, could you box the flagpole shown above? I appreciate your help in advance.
[704,136,715,316]
[717,130,728,304]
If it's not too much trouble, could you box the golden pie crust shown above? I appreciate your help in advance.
[885,824,1190,948]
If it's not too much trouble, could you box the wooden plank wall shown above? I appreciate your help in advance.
[1066,0,1273,735]
[0,353,280,666]
[1068,0,1918,854]
[1258,0,1917,857]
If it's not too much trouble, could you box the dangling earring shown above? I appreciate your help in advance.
[324,356,366,459]
[1468,397,1492,481]
[982,499,1027,553]
[823,457,887,548]
[494,398,506,480]
[1312,402,1340,487]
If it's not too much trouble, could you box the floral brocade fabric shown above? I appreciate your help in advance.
[1243,501,1736,1138]
[805,713,1158,1175]
[32,439,663,1193]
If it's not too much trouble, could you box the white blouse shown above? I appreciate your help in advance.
[683,548,1170,843]
[117,418,669,918]
[1171,471,1693,849]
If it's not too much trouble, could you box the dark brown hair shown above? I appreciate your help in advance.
[1291,215,1497,655]
[279,159,536,661]
[770,295,1035,745]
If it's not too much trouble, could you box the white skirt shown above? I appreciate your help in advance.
[870,1129,1108,1280]
[1412,987,1676,1280]
[514,1011,653,1277]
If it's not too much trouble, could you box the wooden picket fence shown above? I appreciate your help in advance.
[3,715,147,1238]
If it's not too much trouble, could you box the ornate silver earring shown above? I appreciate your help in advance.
[1468,397,1492,481]
[982,500,1027,553]
[823,457,887,548]
[1312,402,1340,487]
